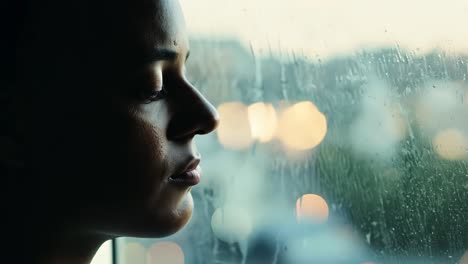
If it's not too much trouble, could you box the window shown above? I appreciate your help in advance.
[117,0,468,263]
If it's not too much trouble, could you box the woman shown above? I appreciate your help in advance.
[3,0,219,263]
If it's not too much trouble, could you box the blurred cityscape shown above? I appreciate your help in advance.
[115,38,468,264]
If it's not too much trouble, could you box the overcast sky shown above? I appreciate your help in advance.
[180,0,468,58]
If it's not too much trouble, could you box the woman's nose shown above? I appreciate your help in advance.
[166,82,219,142]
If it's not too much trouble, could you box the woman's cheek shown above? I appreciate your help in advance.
[125,112,169,197]
[120,107,194,235]
[130,113,194,226]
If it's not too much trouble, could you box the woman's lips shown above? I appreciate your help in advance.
[168,166,201,186]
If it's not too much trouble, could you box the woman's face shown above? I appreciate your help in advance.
[34,0,218,237]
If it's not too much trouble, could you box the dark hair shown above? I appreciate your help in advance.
[2,1,40,262]
[1,0,30,164]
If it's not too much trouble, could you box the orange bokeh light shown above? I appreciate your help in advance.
[277,101,327,151]
[216,102,253,150]
[295,194,329,224]
[147,242,184,264]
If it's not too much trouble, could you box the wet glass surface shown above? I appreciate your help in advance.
[116,1,468,263]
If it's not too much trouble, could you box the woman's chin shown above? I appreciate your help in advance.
[158,192,194,236]
[141,191,194,238]
[97,189,195,238]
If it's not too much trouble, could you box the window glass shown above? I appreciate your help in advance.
[118,1,468,263]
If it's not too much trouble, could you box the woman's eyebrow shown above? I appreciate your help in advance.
[151,48,178,61]
[149,49,190,62]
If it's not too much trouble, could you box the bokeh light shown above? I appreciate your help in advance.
[349,77,407,159]
[216,102,253,150]
[147,242,184,264]
[296,194,329,224]
[459,250,468,264]
[247,102,278,142]
[122,242,146,264]
[284,228,365,263]
[432,128,468,160]
[415,81,466,133]
[277,101,327,151]
[388,106,407,141]
[211,207,252,244]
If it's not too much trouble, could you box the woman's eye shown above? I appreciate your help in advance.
[139,86,168,104]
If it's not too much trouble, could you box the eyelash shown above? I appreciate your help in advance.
[140,85,168,104]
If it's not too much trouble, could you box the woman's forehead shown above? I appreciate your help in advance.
[124,0,189,60]
[80,0,189,68]
[132,0,187,46]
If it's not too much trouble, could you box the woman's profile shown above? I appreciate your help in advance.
[2,0,219,263]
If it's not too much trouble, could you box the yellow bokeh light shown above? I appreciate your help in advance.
[296,194,329,224]
[211,207,252,244]
[277,101,327,151]
[432,129,468,160]
[147,242,184,264]
[247,102,278,142]
[122,242,146,264]
[217,102,253,150]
